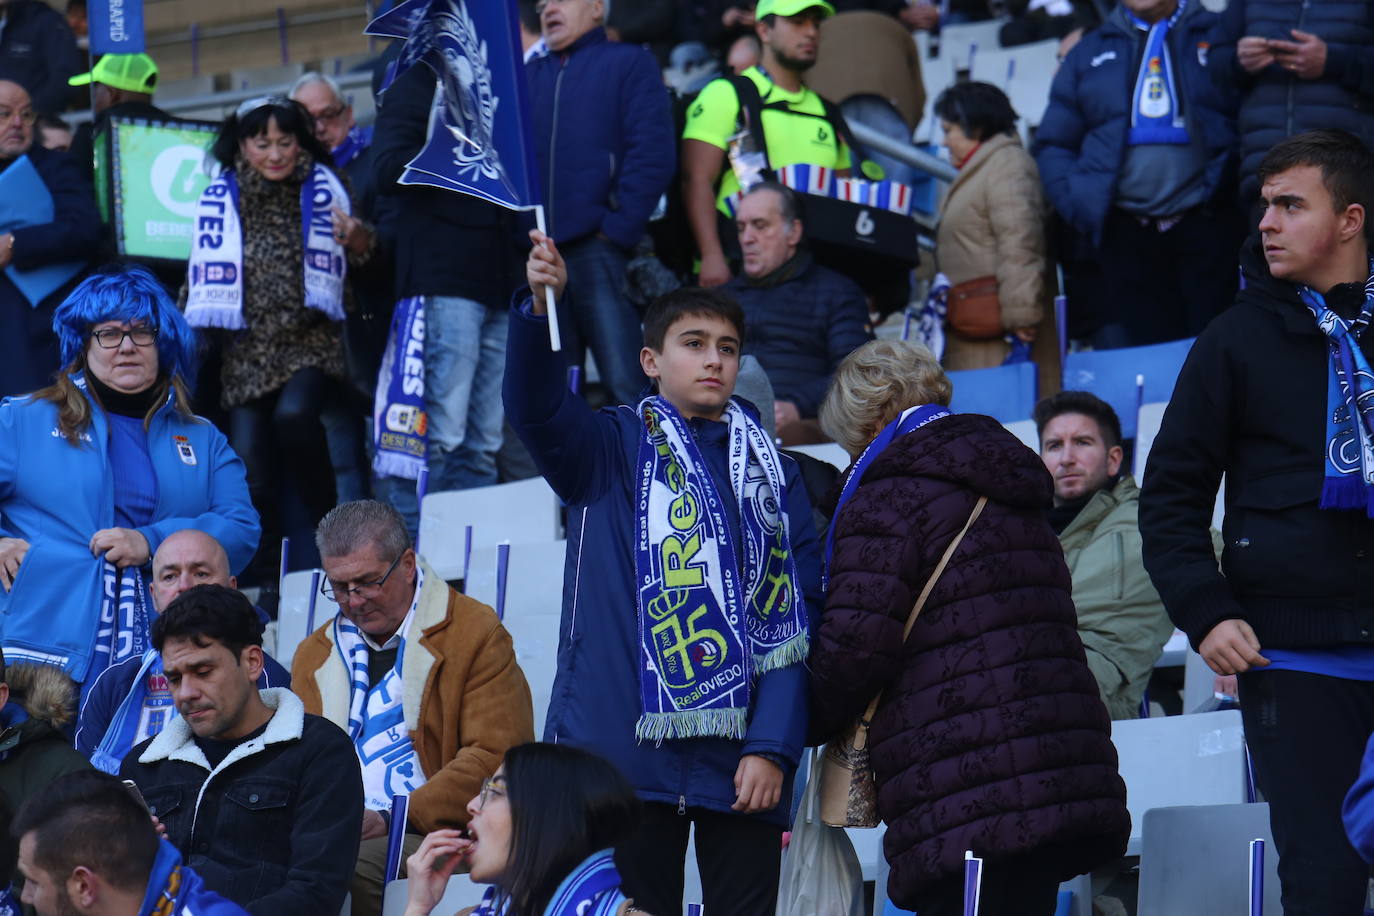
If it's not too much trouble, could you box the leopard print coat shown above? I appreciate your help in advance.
[213,153,371,408]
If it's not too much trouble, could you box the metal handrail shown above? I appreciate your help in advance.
[849,120,957,184]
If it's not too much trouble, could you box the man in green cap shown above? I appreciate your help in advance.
[66,52,168,179]
[682,0,850,288]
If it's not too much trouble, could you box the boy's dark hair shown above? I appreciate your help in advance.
[152,584,263,658]
[12,770,158,894]
[1257,130,1374,240]
[1032,390,1122,450]
[498,743,640,916]
[642,288,745,352]
[933,81,1019,143]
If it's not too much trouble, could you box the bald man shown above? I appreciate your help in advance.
[74,530,290,771]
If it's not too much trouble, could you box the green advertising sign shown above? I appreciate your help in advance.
[103,117,220,263]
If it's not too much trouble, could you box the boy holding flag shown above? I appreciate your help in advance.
[505,232,823,915]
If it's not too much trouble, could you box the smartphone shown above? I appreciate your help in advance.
[122,778,150,813]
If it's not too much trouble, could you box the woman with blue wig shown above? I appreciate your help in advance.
[0,264,260,696]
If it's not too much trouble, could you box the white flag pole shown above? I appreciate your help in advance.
[533,204,563,352]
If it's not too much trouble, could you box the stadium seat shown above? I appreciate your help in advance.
[966,38,1060,134]
[1003,418,1040,451]
[1111,709,1250,855]
[1061,337,1195,439]
[1137,803,1280,916]
[1133,398,1227,528]
[948,361,1038,424]
[915,19,1008,72]
[275,567,327,670]
[418,478,562,581]
[787,441,850,471]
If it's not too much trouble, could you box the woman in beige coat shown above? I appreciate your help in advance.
[934,82,1059,394]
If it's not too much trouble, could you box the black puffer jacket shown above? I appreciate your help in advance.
[1212,0,1374,199]
[1140,234,1374,650]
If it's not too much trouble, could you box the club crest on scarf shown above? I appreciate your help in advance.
[634,397,807,743]
[1127,0,1190,145]
[1300,259,1374,516]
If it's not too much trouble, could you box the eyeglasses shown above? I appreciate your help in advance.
[475,776,507,810]
[311,104,347,125]
[91,327,158,348]
[321,551,406,602]
[0,107,36,127]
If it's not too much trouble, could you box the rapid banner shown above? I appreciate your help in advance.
[97,116,220,263]
[88,0,145,55]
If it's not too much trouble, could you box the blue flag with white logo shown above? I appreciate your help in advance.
[365,0,542,212]
[88,0,145,55]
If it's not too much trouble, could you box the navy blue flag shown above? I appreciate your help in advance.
[88,0,145,55]
[365,0,542,212]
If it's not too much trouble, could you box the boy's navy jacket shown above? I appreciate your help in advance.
[503,301,823,825]
[525,26,676,250]
[1032,1,1237,245]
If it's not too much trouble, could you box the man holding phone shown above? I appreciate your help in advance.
[1211,0,1374,201]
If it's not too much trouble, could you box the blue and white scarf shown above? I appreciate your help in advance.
[137,840,247,916]
[824,404,952,589]
[334,576,427,810]
[90,648,171,774]
[185,164,349,331]
[1127,0,1190,145]
[634,396,807,743]
[471,850,629,916]
[1300,261,1374,516]
[332,125,373,170]
[83,563,152,704]
[372,296,428,480]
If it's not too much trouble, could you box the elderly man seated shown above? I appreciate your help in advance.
[292,500,534,916]
[723,181,872,444]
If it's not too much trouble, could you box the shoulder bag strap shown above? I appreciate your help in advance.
[816,93,865,173]
[858,495,989,722]
[727,73,774,175]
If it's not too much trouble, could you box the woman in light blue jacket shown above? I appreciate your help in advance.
[0,265,259,694]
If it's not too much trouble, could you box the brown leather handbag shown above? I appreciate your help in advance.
[947,275,1003,339]
[818,496,989,828]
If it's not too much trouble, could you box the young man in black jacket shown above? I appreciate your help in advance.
[1140,129,1374,915]
[121,586,362,916]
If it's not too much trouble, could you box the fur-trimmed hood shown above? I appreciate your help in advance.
[4,663,76,728]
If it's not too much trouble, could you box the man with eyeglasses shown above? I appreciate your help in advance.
[74,529,293,772]
[291,500,534,916]
[0,78,100,398]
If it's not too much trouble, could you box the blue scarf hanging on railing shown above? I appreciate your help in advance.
[1127,1,1190,145]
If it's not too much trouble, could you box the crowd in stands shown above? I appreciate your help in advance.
[3,0,1374,913]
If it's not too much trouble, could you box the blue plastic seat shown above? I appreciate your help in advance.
[947,361,1039,424]
[1061,338,1196,439]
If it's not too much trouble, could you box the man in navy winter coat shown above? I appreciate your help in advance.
[1034,0,1241,347]
[526,0,676,407]
[0,0,82,116]
[1211,0,1374,203]
[723,182,871,444]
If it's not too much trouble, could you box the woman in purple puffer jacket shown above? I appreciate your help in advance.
[807,340,1129,916]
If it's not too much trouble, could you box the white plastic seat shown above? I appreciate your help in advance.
[418,478,562,581]
[1137,803,1279,916]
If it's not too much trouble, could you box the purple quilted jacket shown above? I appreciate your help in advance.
[808,413,1129,905]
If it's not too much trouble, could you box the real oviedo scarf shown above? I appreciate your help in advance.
[185,163,349,330]
[823,404,952,589]
[333,574,427,810]
[634,396,807,744]
[1127,0,1190,145]
[372,296,428,480]
[470,849,629,916]
[1300,260,1374,517]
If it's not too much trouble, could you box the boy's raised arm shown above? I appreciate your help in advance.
[503,231,624,506]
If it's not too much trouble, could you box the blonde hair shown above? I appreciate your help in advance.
[819,339,953,456]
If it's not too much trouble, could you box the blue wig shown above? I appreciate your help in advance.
[51,265,199,383]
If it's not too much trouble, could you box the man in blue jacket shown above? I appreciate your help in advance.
[1034,0,1241,347]
[526,0,676,407]
[723,182,871,444]
[0,0,82,116]
[15,770,250,916]
[507,232,823,916]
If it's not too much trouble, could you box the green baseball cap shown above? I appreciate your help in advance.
[755,0,836,18]
[68,53,159,94]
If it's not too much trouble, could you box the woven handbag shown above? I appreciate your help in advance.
[819,496,989,828]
